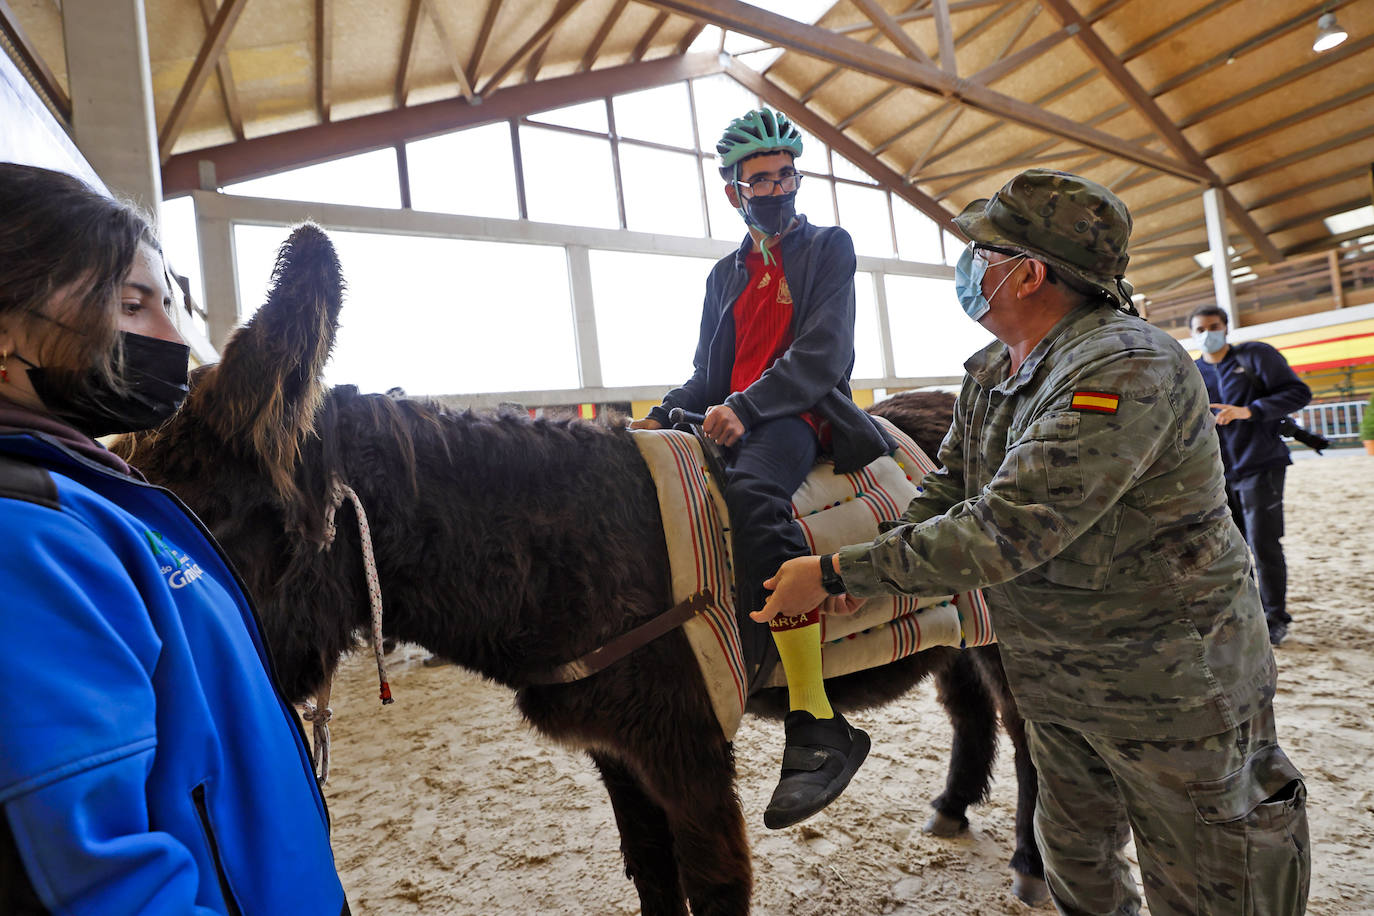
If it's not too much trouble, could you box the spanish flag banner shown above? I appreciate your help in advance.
[1071,391,1120,414]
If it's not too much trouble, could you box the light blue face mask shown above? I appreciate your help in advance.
[955,243,1025,322]
[1193,329,1227,354]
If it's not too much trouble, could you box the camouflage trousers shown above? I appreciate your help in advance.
[1026,704,1309,915]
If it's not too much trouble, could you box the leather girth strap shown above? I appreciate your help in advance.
[525,590,715,685]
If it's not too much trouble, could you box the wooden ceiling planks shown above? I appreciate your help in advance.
[5,0,1369,292]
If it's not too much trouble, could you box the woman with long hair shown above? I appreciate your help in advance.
[0,163,348,914]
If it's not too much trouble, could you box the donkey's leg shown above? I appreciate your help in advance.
[971,648,1049,906]
[589,751,689,916]
[624,727,751,916]
[661,762,752,916]
[926,652,998,837]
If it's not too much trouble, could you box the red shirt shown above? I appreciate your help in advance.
[731,248,824,440]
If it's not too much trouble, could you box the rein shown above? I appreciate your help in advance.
[304,475,393,785]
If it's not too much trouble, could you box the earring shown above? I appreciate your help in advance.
[0,350,8,384]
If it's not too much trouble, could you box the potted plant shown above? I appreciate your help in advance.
[1361,393,1374,455]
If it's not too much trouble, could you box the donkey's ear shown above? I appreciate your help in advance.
[197,221,344,500]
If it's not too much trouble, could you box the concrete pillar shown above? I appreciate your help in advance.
[61,0,161,220]
[1202,187,1238,327]
[192,191,240,350]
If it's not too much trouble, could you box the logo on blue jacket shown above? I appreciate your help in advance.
[145,529,207,589]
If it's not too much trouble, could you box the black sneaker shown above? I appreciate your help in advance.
[763,710,870,830]
[1268,621,1289,648]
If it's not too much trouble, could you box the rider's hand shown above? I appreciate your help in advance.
[702,405,745,447]
[1209,403,1253,426]
[629,417,663,430]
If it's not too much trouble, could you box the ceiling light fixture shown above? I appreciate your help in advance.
[1313,12,1348,53]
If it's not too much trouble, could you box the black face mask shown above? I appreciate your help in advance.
[19,331,190,436]
[742,191,797,237]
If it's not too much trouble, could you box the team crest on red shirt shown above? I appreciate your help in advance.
[777,277,792,305]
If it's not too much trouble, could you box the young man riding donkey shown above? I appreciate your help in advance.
[632,108,886,828]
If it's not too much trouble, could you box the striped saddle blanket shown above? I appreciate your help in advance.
[631,415,994,740]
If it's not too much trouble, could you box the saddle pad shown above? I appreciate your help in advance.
[632,415,994,740]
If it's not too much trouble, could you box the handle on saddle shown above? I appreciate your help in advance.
[667,408,729,489]
[668,408,707,428]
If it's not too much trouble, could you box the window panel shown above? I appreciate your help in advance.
[943,230,964,265]
[853,272,884,380]
[885,274,992,377]
[613,84,694,149]
[223,148,401,208]
[831,152,874,184]
[620,145,704,236]
[590,249,713,388]
[519,126,619,229]
[159,196,203,313]
[836,183,893,257]
[691,74,758,154]
[527,99,608,133]
[704,158,744,242]
[407,123,518,218]
[892,196,944,264]
[796,173,835,227]
[235,225,578,394]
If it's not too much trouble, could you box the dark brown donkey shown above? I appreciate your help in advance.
[115,224,1045,914]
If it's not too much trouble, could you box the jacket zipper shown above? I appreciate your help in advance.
[192,783,244,916]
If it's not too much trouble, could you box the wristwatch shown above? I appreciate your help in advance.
[819,553,846,596]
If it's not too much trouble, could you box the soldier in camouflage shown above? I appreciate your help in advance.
[755,169,1310,915]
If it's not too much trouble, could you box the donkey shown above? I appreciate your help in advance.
[116,224,1045,913]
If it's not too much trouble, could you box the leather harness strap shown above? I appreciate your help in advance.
[526,590,715,685]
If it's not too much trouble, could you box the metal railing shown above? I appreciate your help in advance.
[1144,241,1374,331]
[1289,399,1368,442]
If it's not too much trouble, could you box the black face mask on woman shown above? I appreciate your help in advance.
[16,331,190,436]
[742,191,798,237]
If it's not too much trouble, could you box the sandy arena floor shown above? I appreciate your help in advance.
[318,449,1374,914]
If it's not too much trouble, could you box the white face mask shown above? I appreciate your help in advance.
[1193,328,1227,354]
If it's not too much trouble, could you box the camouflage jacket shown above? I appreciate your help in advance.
[838,304,1276,740]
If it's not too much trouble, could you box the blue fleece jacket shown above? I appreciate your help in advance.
[0,432,345,915]
[646,216,891,474]
[1195,340,1313,484]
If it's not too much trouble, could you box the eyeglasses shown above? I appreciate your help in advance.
[972,243,1022,263]
[735,171,803,197]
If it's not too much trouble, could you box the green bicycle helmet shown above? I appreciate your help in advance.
[716,108,803,176]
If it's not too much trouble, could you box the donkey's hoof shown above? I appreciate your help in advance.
[1011,871,1051,907]
[922,810,968,837]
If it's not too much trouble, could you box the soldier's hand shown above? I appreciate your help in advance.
[754,556,827,623]
[1209,403,1253,426]
[821,594,866,616]
[703,405,745,447]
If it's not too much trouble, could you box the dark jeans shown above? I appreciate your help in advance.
[1227,465,1288,626]
[721,417,818,691]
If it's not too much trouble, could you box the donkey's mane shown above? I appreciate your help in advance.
[284,385,670,687]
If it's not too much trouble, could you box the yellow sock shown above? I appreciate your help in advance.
[770,610,833,719]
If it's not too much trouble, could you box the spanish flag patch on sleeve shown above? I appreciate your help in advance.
[1071,391,1121,414]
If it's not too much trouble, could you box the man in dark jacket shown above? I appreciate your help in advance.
[1190,305,1313,646]
[631,109,888,830]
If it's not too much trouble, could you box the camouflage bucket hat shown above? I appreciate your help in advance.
[954,168,1134,306]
